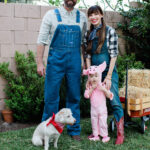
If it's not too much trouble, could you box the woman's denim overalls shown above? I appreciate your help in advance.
[42,9,81,136]
[91,26,124,122]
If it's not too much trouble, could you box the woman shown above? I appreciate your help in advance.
[83,5,124,145]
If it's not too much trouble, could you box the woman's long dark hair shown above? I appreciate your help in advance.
[86,5,106,54]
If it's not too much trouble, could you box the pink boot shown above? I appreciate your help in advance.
[115,117,124,145]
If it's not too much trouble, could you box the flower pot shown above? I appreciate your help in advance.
[1,110,13,123]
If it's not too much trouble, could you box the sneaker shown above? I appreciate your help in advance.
[89,136,100,141]
[102,136,110,143]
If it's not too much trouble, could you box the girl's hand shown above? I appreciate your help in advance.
[98,83,106,92]
[103,78,111,90]
[89,84,97,96]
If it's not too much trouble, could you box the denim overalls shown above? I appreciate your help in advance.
[42,9,81,136]
[91,26,124,122]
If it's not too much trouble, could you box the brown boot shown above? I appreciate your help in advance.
[115,117,124,144]
[71,135,82,141]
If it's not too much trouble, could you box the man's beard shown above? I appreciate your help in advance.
[64,0,76,8]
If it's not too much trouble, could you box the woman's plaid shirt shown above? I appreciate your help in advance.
[83,26,118,59]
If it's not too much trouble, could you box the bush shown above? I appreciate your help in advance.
[0,50,90,121]
[80,76,90,118]
[117,53,144,88]
[61,54,145,117]
[104,54,144,115]
[59,76,91,118]
[0,51,144,120]
[118,2,150,68]
[0,51,44,122]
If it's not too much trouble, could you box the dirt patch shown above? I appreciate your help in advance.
[0,121,37,132]
[0,113,37,132]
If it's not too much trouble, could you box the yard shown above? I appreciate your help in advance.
[0,1,150,150]
[0,117,150,150]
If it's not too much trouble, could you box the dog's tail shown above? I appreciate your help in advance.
[32,136,43,146]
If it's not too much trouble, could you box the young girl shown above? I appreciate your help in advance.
[83,62,114,143]
[83,5,124,145]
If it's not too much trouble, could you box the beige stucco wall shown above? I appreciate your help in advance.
[0,3,126,110]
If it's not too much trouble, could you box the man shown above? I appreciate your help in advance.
[37,0,87,141]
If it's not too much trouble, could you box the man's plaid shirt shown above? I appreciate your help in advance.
[83,26,118,58]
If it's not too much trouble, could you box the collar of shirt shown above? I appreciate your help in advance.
[59,6,76,16]
[88,24,102,41]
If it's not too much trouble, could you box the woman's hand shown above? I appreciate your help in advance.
[98,83,106,92]
[103,77,112,90]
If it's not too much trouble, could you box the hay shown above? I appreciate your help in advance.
[127,69,150,88]
[119,86,150,99]
[119,69,150,99]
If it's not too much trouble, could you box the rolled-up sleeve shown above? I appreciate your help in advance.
[81,13,88,45]
[82,31,91,59]
[108,28,118,58]
[37,11,52,45]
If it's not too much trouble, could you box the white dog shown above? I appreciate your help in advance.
[32,108,76,150]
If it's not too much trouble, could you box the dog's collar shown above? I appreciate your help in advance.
[46,113,64,134]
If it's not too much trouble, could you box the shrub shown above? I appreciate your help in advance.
[0,51,144,120]
[80,76,90,118]
[105,54,144,115]
[118,2,150,68]
[0,50,90,121]
[0,51,44,122]
[59,76,91,118]
[117,53,144,88]
[79,54,144,116]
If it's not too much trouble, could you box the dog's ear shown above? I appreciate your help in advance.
[57,112,64,122]
[59,111,64,115]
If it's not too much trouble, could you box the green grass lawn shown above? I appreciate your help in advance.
[0,117,150,150]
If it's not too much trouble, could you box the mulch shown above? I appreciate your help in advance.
[0,110,38,132]
[0,121,37,132]
[0,114,37,132]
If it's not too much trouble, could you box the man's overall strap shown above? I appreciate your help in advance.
[54,8,62,22]
[76,10,80,23]
[55,8,80,23]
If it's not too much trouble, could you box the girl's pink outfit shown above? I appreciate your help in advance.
[83,62,113,142]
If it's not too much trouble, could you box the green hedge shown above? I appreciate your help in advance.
[117,53,144,88]
[0,51,44,122]
[0,51,144,122]
[118,2,150,68]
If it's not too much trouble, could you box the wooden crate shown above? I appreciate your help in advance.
[121,97,150,117]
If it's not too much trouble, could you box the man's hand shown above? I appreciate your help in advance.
[37,63,45,77]
[37,44,45,76]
